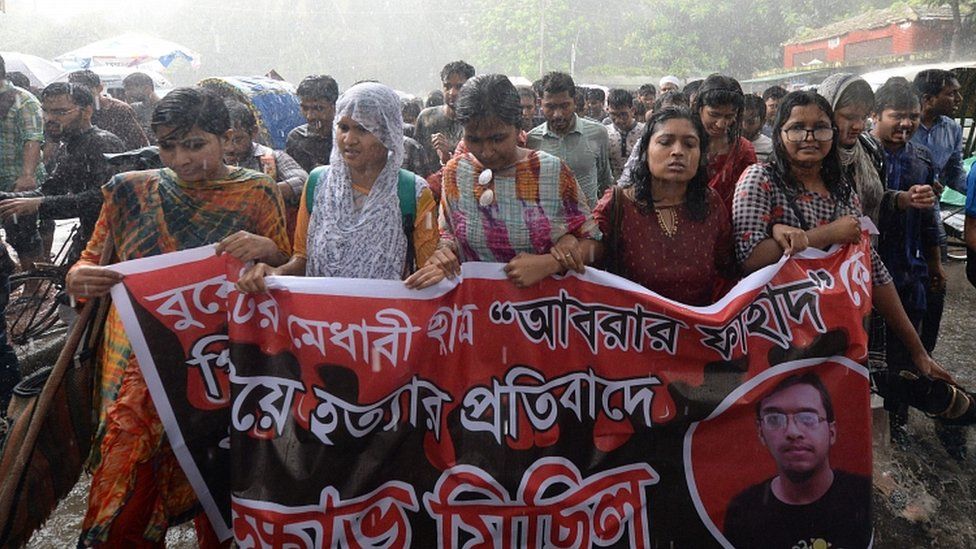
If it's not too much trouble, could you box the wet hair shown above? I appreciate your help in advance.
[835,79,875,112]
[755,372,835,423]
[296,74,339,104]
[631,107,710,222]
[762,85,787,102]
[574,88,586,112]
[653,90,689,111]
[150,87,230,141]
[401,99,422,122]
[633,98,647,120]
[607,89,633,110]
[693,74,745,142]
[743,93,766,121]
[8,72,29,90]
[873,81,919,114]
[425,89,444,107]
[40,82,95,108]
[225,99,257,132]
[540,71,576,98]
[586,87,605,102]
[531,78,545,99]
[914,69,958,99]
[516,85,537,107]
[454,73,522,129]
[768,91,850,206]
[440,60,475,83]
[638,83,657,98]
[683,79,702,98]
[122,72,155,89]
[68,70,100,88]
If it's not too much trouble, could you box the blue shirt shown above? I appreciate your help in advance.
[966,162,976,217]
[911,115,967,193]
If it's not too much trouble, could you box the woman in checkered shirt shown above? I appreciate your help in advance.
[732,90,952,383]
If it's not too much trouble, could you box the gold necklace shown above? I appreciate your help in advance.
[655,206,679,238]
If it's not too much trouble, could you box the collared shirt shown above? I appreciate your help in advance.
[525,114,613,204]
[0,80,45,191]
[606,121,644,180]
[911,115,966,193]
[286,124,332,172]
[235,142,308,206]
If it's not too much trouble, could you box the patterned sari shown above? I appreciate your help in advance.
[75,167,290,545]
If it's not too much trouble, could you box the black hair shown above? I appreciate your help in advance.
[914,69,958,99]
[607,89,633,109]
[68,70,100,88]
[401,99,422,121]
[683,79,702,97]
[41,82,95,108]
[653,90,689,111]
[693,74,745,143]
[225,99,257,131]
[585,87,605,102]
[638,83,656,98]
[633,98,647,120]
[516,85,537,102]
[455,73,522,129]
[768,91,851,206]
[440,60,475,83]
[631,107,710,222]
[873,81,920,114]
[0,54,5,79]
[762,85,787,102]
[296,74,339,104]
[540,71,576,98]
[151,87,230,141]
[122,72,155,89]
[7,72,30,90]
[743,93,766,120]
[575,88,586,112]
[425,89,444,108]
[835,80,875,112]
[531,78,545,99]
[755,372,835,422]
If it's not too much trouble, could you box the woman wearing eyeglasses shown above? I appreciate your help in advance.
[732,91,953,382]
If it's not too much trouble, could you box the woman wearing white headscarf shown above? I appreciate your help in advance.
[238,82,438,291]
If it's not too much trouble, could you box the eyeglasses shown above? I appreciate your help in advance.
[782,127,834,143]
[42,107,79,117]
[759,411,827,431]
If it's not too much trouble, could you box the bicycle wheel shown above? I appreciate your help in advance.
[5,272,64,346]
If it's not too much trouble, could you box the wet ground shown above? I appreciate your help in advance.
[16,241,976,547]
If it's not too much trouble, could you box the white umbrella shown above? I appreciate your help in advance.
[55,32,201,72]
[0,51,64,87]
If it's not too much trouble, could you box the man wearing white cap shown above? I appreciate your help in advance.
[659,75,681,94]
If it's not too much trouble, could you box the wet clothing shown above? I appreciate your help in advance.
[750,134,773,163]
[593,187,734,306]
[403,135,426,176]
[526,114,614,205]
[129,99,158,145]
[413,105,464,177]
[0,80,45,261]
[723,471,872,549]
[708,137,758,211]
[92,95,150,151]
[233,142,308,208]
[439,149,600,262]
[912,115,966,193]
[606,121,643,181]
[285,123,332,173]
[75,167,289,545]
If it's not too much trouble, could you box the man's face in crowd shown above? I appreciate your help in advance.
[541,91,576,135]
[758,383,835,483]
[639,92,655,112]
[740,108,764,141]
[608,104,635,132]
[42,94,89,141]
[123,83,151,104]
[874,104,920,149]
[660,82,679,94]
[442,72,468,112]
[926,78,962,118]
[764,97,781,124]
[223,125,255,165]
[584,97,604,119]
[519,95,536,130]
[299,98,336,136]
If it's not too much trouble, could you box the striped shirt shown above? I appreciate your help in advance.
[0,80,44,191]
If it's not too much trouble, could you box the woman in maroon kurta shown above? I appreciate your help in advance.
[694,74,757,211]
[593,107,736,306]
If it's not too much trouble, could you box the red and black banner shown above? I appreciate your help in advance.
[111,241,875,548]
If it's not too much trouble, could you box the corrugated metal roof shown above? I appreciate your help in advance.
[788,4,956,45]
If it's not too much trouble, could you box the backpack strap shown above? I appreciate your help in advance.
[304,166,329,214]
[397,169,418,277]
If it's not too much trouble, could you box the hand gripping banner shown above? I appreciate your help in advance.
[110,241,875,548]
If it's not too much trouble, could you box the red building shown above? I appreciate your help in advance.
[783,5,957,69]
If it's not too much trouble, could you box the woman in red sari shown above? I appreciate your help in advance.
[693,74,757,211]
[66,88,290,547]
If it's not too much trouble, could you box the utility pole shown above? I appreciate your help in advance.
[538,0,547,77]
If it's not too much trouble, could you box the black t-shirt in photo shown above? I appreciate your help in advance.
[723,470,872,549]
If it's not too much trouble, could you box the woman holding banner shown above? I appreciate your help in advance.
[64,88,291,547]
[590,107,736,306]
[405,74,601,290]
[731,91,953,387]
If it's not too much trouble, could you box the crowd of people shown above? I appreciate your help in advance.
[1,52,975,546]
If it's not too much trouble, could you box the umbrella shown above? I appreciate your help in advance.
[50,66,172,93]
[55,32,201,72]
[0,52,64,88]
